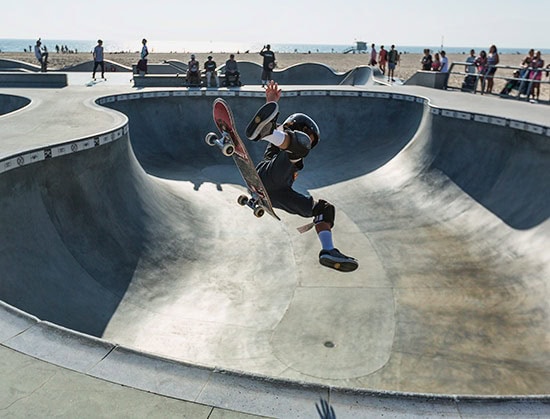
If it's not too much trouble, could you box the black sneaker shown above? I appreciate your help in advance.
[319,248,358,272]
[246,102,279,141]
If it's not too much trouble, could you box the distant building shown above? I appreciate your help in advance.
[343,41,368,54]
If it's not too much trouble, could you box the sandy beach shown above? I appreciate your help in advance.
[2,50,548,100]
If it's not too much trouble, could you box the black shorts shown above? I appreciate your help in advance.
[256,151,313,218]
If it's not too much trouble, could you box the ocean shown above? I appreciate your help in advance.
[1,38,548,55]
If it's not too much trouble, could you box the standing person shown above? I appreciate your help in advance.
[528,50,545,100]
[369,43,377,66]
[34,39,48,72]
[421,48,433,70]
[92,39,105,81]
[439,50,449,73]
[387,44,399,82]
[462,49,477,92]
[137,38,149,75]
[518,49,535,95]
[465,49,476,73]
[475,50,488,93]
[244,81,359,272]
[486,44,499,93]
[259,44,276,86]
[204,55,219,87]
[431,52,441,71]
[378,45,387,75]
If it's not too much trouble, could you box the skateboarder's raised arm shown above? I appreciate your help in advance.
[265,80,282,103]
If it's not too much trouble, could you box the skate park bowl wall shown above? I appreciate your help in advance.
[0,93,31,115]
[133,61,377,87]
[1,86,550,404]
[0,58,41,72]
[59,59,132,73]
[0,72,68,88]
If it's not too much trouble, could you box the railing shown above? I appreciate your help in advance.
[446,62,550,103]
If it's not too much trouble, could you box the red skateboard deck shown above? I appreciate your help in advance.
[205,98,280,220]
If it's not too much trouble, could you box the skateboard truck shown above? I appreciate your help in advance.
[205,132,234,157]
[238,194,265,218]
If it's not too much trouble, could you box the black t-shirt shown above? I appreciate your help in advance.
[204,60,216,72]
[421,54,433,70]
[260,50,276,70]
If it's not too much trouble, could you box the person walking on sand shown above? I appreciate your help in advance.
[92,39,105,81]
[244,81,359,272]
[387,45,399,82]
[378,45,387,75]
[369,43,377,66]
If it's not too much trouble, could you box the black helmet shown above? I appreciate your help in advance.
[282,113,320,148]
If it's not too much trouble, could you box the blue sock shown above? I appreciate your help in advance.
[318,230,334,250]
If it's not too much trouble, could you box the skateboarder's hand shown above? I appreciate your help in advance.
[265,80,281,103]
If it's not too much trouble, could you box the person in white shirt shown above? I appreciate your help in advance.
[440,50,449,73]
[34,39,48,72]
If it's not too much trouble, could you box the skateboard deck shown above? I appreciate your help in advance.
[206,98,280,220]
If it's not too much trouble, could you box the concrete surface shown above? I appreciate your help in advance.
[404,70,450,89]
[0,71,549,417]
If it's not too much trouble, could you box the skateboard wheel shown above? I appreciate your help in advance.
[205,132,217,146]
[237,195,249,206]
[222,143,234,156]
[253,206,265,218]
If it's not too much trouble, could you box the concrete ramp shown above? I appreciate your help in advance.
[60,59,132,72]
[1,89,549,398]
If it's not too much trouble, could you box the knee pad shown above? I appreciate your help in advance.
[312,199,335,227]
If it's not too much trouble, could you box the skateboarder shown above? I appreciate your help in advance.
[92,39,105,81]
[34,39,48,72]
[245,81,358,272]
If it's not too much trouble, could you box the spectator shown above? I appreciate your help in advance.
[521,49,535,70]
[259,44,276,86]
[187,54,201,85]
[518,49,535,95]
[528,50,545,100]
[369,43,377,66]
[224,53,241,86]
[431,52,441,71]
[378,45,387,75]
[465,49,476,74]
[475,50,488,93]
[204,55,219,87]
[387,44,399,82]
[92,39,105,81]
[225,53,239,77]
[137,38,148,75]
[500,70,521,95]
[440,50,449,72]
[486,44,499,93]
[421,48,432,70]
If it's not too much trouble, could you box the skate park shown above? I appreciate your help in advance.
[1,62,549,417]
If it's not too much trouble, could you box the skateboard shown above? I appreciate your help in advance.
[205,98,280,220]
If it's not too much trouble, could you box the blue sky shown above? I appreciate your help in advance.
[4,0,549,49]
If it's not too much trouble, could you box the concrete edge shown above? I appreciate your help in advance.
[0,72,68,88]
[2,299,548,417]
